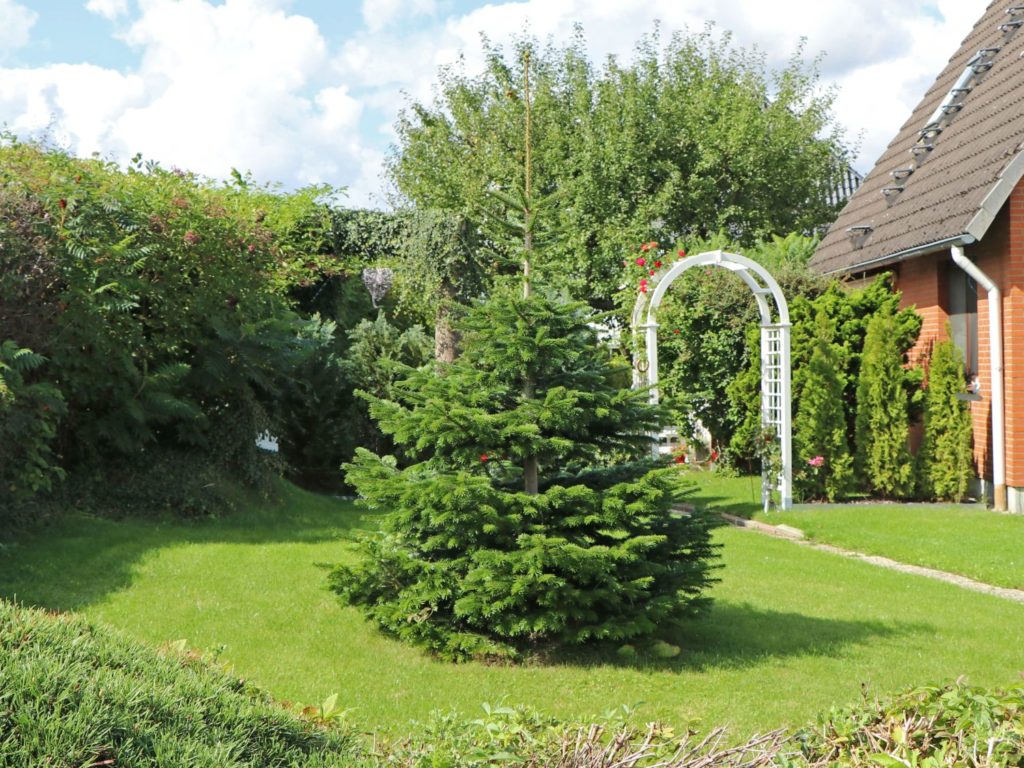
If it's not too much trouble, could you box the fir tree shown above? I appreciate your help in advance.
[331,282,719,660]
[332,51,717,661]
[919,338,974,501]
[793,311,852,501]
[854,309,914,498]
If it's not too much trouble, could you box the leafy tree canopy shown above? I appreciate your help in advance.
[388,25,852,307]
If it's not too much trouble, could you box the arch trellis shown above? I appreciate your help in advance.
[631,250,792,511]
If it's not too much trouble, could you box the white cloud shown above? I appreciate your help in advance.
[85,0,130,21]
[0,63,143,154]
[0,0,385,203]
[0,0,38,59]
[0,0,997,206]
[361,0,437,33]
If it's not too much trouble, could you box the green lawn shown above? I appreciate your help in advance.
[682,471,1024,590]
[2,481,1023,740]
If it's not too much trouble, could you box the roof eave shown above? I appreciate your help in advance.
[824,144,1024,277]
[822,233,976,276]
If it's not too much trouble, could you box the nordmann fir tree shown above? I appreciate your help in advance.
[331,51,718,662]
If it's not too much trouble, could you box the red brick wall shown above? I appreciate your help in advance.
[891,179,1024,486]
[898,256,947,370]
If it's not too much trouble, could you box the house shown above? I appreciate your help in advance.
[811,1,1024,511]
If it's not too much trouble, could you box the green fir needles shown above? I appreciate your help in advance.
[332,283,719,661]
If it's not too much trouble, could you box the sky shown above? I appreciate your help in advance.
[0,0,990,208]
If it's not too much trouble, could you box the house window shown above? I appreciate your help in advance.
[947,265,978,378]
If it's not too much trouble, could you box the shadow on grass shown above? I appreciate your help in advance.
[0,483,368,613]
[552,601,923,672]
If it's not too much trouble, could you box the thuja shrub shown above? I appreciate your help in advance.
[331,282,719,661]
[919,338,974,502]
[0,600,359,767]
[854,309,915,498]
[792,311,852,502]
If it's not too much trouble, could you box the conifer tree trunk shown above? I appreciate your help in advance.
[521,49,539,495]
[434,278,459,363]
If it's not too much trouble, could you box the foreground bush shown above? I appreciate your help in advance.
[800,682,1024,767]
[0,601,358,767]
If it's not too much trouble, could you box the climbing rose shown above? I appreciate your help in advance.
[636,257,646,266]
[808,455,825,467]
[654,260,662,268]
[480,453,489,463]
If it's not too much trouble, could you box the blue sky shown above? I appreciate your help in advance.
[0,0,988,208]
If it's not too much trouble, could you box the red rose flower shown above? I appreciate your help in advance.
[654,260,662,268]
[58,199,67,210]
[480,453,489,462]
[649,270,655,276]
[636,257,646,266]
[678,249,686,258]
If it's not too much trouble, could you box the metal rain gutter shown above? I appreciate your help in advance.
[824,234,976,277]
[951,244,1006,511]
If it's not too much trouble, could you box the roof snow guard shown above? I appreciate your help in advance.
[813,1,1024,275]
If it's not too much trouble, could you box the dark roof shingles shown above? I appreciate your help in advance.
[812,1,1024,274]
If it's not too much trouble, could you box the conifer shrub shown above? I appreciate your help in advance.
[331,283,719,661]
[793,311,852,501]
[919,338,974,502]
[854,309,915,498]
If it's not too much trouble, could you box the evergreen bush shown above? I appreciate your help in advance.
[854,309,915,498]
[919,338,974,501]
[331,282,719,661]
[793,311,852,501]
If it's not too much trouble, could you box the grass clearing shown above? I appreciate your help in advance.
[2,480,1023,739]
[681,470,1024,590]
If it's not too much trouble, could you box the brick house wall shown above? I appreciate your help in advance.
[890,179,1024,494]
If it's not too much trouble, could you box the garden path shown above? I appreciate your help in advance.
[718,511,1024,605]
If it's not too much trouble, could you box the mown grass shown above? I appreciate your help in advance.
[1,480,1022,740]
[683,470,1024,590]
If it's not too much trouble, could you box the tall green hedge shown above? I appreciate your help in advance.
[0,139,337,516]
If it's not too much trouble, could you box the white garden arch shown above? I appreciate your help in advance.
[631,250,793,511]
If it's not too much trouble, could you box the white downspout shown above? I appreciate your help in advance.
[951,245,1006,511]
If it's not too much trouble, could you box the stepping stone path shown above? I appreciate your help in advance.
[717,510,1024,605]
